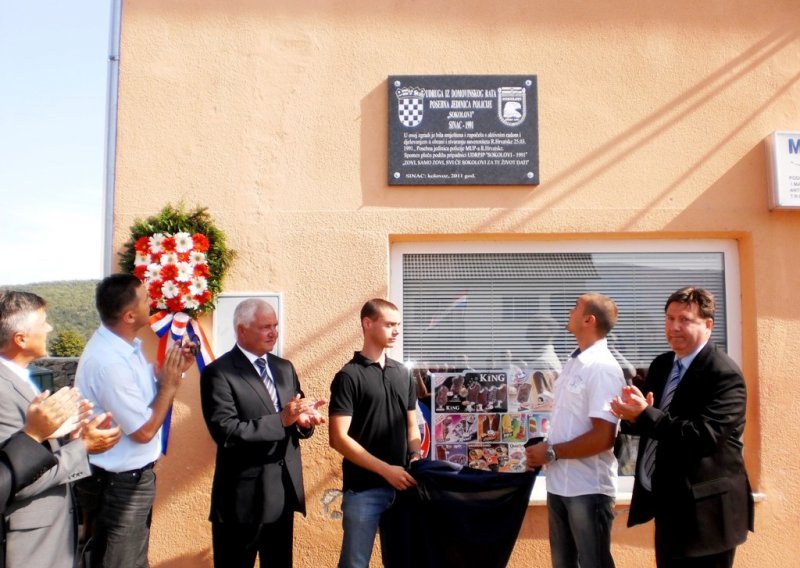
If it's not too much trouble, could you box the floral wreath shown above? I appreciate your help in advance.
[119,204,235,318]
[119,204,235,453]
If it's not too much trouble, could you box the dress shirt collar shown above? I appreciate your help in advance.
[96,324,144,358]
[571,337,609,364]
[675,341,707,373]
[237,344,274,379]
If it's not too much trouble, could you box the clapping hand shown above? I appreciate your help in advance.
[609,385,653,423]
[23,387,90,442]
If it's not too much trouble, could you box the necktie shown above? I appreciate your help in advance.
[254,357,281,411]
[638,359,683,491]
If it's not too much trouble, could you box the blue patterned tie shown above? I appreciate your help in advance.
[254,357,281,411]
[638,359,683,491]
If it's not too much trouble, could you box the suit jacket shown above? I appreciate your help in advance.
[0,364,91,568]
[200,346,313,525]
[624,343,754,559]
[0,432,58,568]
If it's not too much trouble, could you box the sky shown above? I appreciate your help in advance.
[0,1,112,285]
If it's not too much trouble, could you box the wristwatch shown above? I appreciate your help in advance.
[545,444,558,464]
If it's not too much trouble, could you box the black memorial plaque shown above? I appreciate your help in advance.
[388,75,538,185]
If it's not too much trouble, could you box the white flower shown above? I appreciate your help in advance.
[189,277,208,296]
[156,299,167,310]
[161,281,179,299]
[134,252,151,266]
[174,232,193,253]
[145,263,162,280]
[160,252,178,266]
[189,251,206,264]
[176,262,193,282]
[182,295,199,311]
[149,233,166,253]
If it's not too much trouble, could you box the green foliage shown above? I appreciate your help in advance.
[8,280,100,342]
[49,327,87,357]
[118,203,236,316]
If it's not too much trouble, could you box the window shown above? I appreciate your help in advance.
[391,240,740,486]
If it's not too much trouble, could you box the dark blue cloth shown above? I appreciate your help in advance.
[383,460,537,568]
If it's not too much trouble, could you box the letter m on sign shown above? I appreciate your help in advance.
[789,138,800,154]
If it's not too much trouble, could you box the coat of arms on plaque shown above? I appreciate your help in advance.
[396,86,425,128]
[498,86,526,127]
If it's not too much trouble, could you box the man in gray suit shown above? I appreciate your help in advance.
[0,291,120,568]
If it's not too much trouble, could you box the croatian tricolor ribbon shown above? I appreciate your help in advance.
[149,310,215,453]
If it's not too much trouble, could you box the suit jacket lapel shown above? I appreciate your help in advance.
[267,354,295,409]
[0,362,36,404]
[231,346,275,413]
[669,343,713,410]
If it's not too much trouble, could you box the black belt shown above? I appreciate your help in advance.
[92,461,156,480]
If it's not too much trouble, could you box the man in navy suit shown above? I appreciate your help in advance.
[200,299,324,568]
[611,286,754,568]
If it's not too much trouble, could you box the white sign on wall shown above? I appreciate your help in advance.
[212,292,283,357]
[766,131,800,210]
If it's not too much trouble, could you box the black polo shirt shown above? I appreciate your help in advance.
[330,352,417,491]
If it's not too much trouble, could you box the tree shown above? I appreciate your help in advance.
[49,328,86,357]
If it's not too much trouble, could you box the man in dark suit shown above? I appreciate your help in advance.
[611,286,754,568]
[200,299,325,568]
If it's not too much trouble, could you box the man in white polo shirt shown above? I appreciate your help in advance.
[526,293,625,568]
[76,274,193,567]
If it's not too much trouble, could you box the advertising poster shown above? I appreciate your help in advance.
[431,368,557,474]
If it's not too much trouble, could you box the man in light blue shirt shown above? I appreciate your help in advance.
[76,274,193,568]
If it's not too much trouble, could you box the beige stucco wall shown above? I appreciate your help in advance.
[113,1,800,566]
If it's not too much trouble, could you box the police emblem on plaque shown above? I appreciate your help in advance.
[498,86,526,127]
[396,86,425,128]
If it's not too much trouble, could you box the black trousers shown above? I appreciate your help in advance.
[656,547,736,568]
[211,511,294,568]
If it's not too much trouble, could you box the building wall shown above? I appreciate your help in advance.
[114,1,800,566]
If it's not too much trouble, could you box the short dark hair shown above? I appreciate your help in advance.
[96,274,142,325]
[665,286,715,320]
[360,299,399,322]
[582,293,618,336]
[0,291,46,347]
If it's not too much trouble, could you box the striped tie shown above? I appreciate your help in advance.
[255,357,281,411]
[638,359,683,491]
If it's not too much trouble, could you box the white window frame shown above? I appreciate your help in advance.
[389,239,741,504]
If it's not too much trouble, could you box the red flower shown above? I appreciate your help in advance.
[149,300,159,311]
[199,290,212,304]
[160,265,178,281]
[177,251,191,263]
[133,265,148,281]
[151,251,162,264]
[194,263,210,278]
[148,280,163,299]
[192,233,210,252]
[135,236,150,253]
[178,282,191,296]
[162,236,176,252]
[166,297,185,313]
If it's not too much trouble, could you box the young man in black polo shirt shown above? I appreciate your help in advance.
[329,299,421,568]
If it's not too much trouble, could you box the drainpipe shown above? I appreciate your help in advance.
[103,0,122,275]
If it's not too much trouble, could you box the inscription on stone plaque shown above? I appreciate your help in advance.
[388,75,539,185]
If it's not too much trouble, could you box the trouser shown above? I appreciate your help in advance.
[656,546,736,568]
[337,487,396,568]
[76,463,156,568]
[211,512,294,568]
[547,492,616,568]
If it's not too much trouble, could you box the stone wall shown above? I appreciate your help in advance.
[32,357,78,389]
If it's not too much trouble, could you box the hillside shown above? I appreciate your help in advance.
[2,280,100,342]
